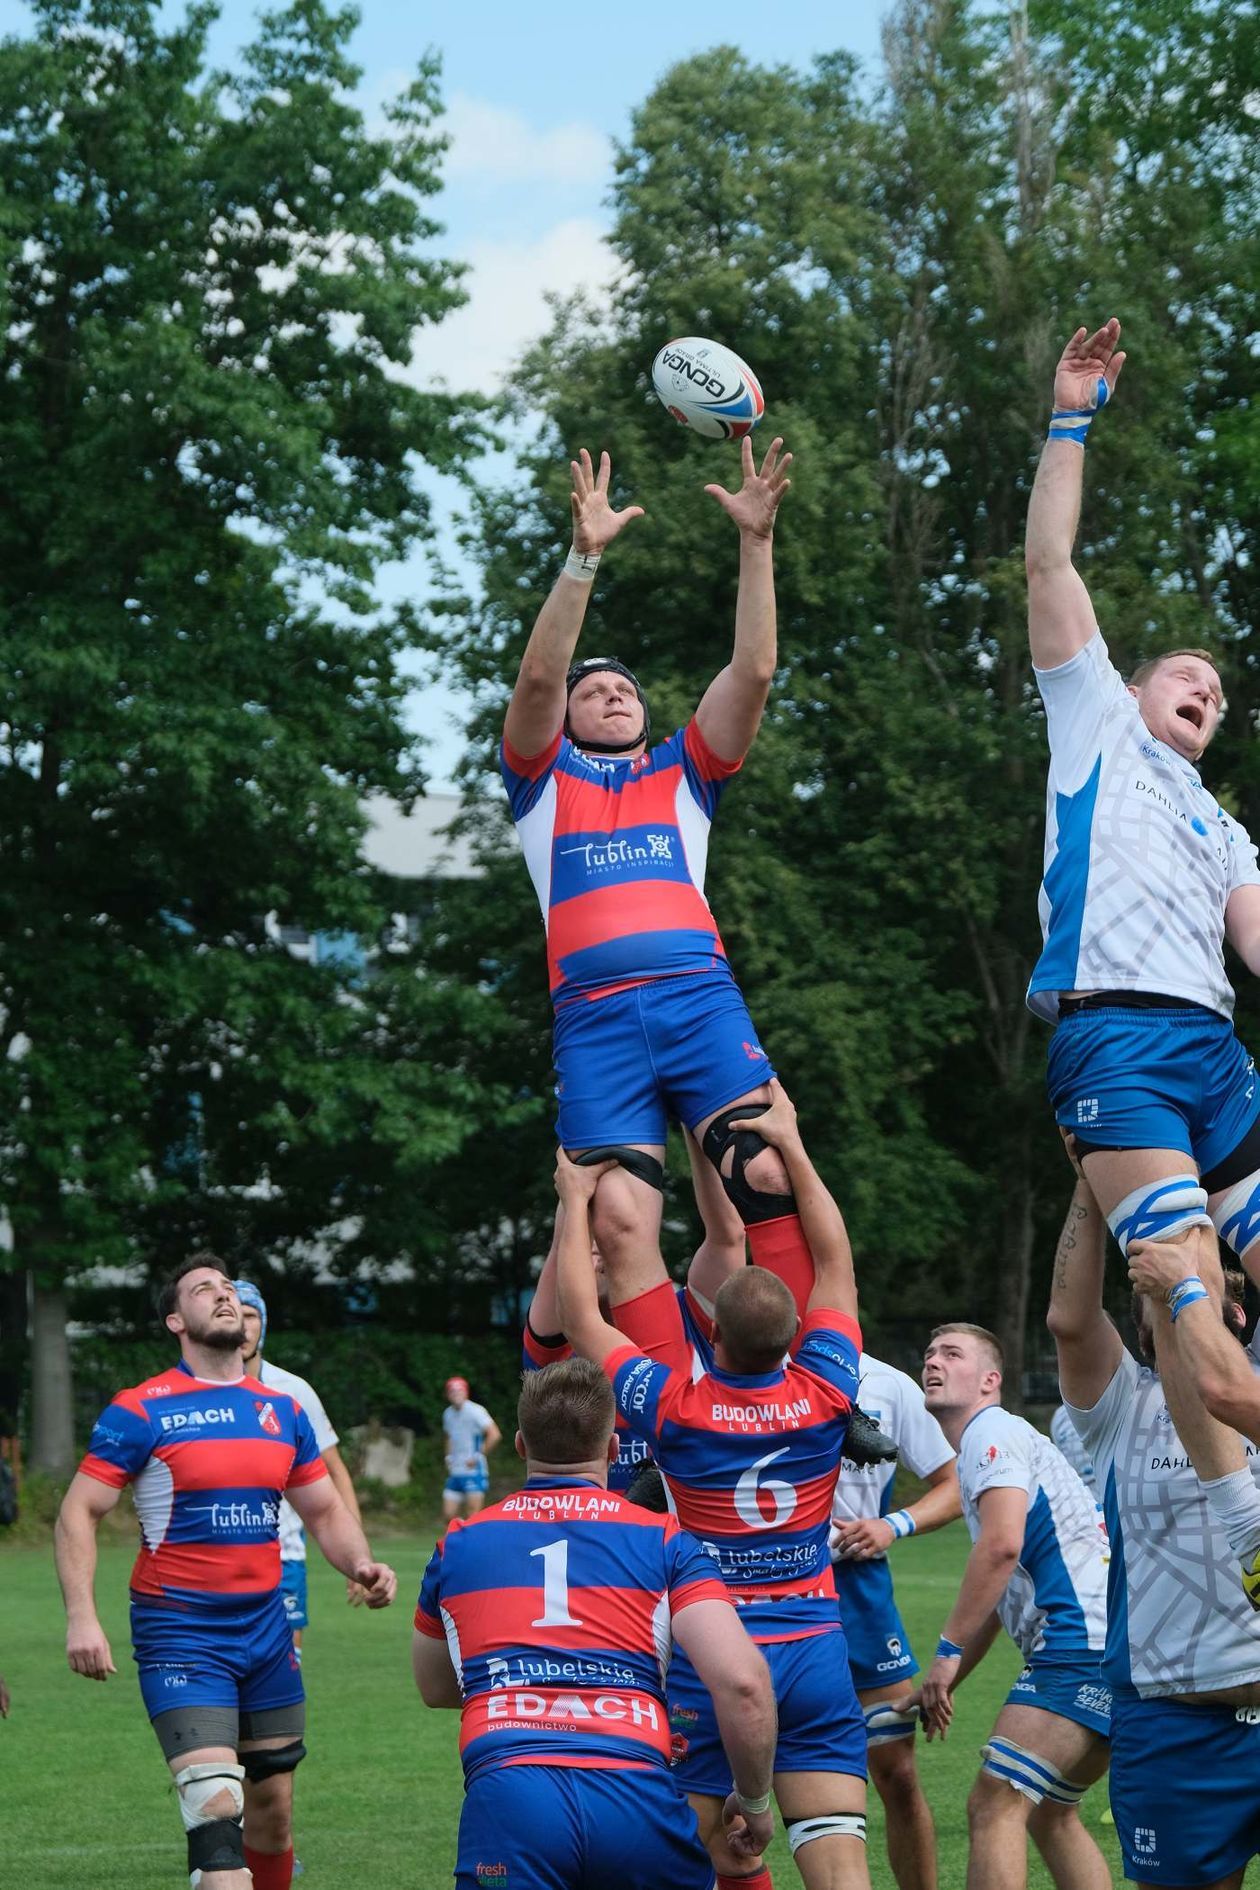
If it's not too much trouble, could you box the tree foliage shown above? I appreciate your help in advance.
[0,0,488,1463]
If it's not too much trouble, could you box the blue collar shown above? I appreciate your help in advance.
[708,1362,787,1391]
[523,1475,605,1490]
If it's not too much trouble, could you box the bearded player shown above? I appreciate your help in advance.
[501,439,892,1463]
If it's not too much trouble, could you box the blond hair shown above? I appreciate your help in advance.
[929,1322,1004,1376]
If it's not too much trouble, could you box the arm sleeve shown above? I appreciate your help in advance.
[1064,1348,1141,1463]
[78,1396,154,1487]
[500,731,564,818]
[1033,630,1130,794]
[682,718,742,816]
[793,1310,862,1411]
[1226,813,1260,896]
[605,1344,679,1444]
[665,1518,735,1614]
[414,1541,447,1637]
[288,1373,338,1453]
[960,1414,1036,1500]
[522,1323,572,1372]
[285,1404,330,1489]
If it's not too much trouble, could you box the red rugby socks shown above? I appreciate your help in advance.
[244,1844,294,1889]
[747,1212,814,1318]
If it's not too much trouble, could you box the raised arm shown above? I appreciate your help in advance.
[693,436,791,763]
[1026,320,1125,671]
[54,1472,123,1681]
[750,1081,857,1319]
[1045,1155,1124,1409]
[502,449,645,759]
[1128,1236,1260,1442]
[553,1150,626,1368]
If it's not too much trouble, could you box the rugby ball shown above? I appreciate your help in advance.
[651,337,765,440]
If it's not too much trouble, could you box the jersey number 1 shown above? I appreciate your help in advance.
[530,1539,583,1627]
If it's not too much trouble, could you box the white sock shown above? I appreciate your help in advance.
[1202,1467,1260,1562]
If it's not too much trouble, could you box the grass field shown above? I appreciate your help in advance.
[3,1523,1124,1888]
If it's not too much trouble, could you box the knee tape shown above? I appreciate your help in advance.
[1106,1175,1211,1255]
[173,1761,245,1882]
[1212,1168,1260,1261]
[240,1738,307,1783]
[863,1700,919,1745]
[701,1105,796,1226]
[573,1145,665,1192]
[786,1813,867,1854]
[980,1738,1087,1806]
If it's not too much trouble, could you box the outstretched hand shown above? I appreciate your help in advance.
[1052,320,1126,413]
[569,449,645,556]
[705,436,791,538]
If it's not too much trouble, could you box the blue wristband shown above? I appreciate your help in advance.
[887,1510,916,1540]
[936,1636,964,1660]
[1048,376,1110,445]
[1168,1275,1209,1322]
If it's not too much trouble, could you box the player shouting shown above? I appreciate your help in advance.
[500,439,892,1464]
[1026,317,1260,1287]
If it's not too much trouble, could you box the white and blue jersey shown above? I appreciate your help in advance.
[957,1406,1108,1664]
[1028,630,1260,1022]
[1050,1403,1096,1493]
[443,1401,494,1486]
[1067,1335,1260,1698]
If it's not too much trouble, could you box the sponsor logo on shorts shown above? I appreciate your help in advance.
[158,1407,236,1432]
[1133,1826,1156,1857]
[474,1866,509,1883]
[742,1039,765,1061]
[670,1731,690,1762]
[670,1705,701,1727]
[1236,1706,1260,1726]
[1075,1097,1100,1124]
[162,1671,190,1688]
[1074,1684,1112,1716]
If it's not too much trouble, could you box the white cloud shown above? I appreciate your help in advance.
[442,93,609,183]
[404,217,618,394]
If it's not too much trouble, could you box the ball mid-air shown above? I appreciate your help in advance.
[650,336,764,440]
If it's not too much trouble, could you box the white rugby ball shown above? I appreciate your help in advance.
[651,336,765,440]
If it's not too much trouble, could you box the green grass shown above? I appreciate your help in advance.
[3,1524,1123,1888]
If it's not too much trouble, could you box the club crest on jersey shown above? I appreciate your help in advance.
[254,1400,282,1436]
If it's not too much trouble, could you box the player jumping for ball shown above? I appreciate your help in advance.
[1027,319,1260,1295]
[501,438,893,1464]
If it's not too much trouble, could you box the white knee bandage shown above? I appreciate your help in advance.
[980,1738,1087,1806]
[1107,1175,1211,1255]
[863,1700,919,1745]
[1212,1169,1260,1262]
[786,1814,867,1854]
[173,1762,245,1887]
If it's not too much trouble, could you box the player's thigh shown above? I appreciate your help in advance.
[552,987,668,1150]
[134,1606,245,1730]
[455,1768,579,1890]
[1047,1009,1197,1162]
[237,1604,304,1723]
[1079,1146,1199,1223]
[576,1153,668,1297]
[987,1701,1110,1786]
[583,1770,713,1890]
[770,1630,868,1788]
[642,971,774,1139]
[838,1559,918,1695]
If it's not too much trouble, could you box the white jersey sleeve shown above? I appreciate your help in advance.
[259,1358,340,1562]
[1035,630,1128,794]
[1050,1404,1096,1491]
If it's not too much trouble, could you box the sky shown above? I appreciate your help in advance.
[3,0,893,787]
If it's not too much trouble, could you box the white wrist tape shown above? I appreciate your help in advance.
[563,546,601,584]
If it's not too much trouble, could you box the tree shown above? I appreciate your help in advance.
[0,0,485,1468]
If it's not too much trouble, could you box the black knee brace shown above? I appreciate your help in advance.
[701,1105,796,1225]
[188,1819,246,1876]
[573,1145,665,1191]
[240,1738,307,1783]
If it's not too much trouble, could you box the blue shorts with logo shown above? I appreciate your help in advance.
[455,1762,714,1890]
[280,1558,308,1631]
[833,1556,917,1692]
[132,1594,304,1723]
[553,970,774,1147]
[1047,1004,1260,1176]
[1110,1691,1260,1885]
[669,1625,867,1796]
[445,1465,490,1498]
[1005,1653,1112,1736]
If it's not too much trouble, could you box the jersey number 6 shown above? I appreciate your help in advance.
[734,1448,798,1530]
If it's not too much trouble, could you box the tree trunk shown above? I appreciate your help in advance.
[29,1276,76,1475]
[0,1264,27,1436]
[992,1169,1034,1414]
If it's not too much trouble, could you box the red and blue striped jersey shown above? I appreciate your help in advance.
[78,1362,326,1610]
[500,719,741,1004]
[521,1287,715,1494]
[606,1310,861,1643]
[415,1476,729,1782]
